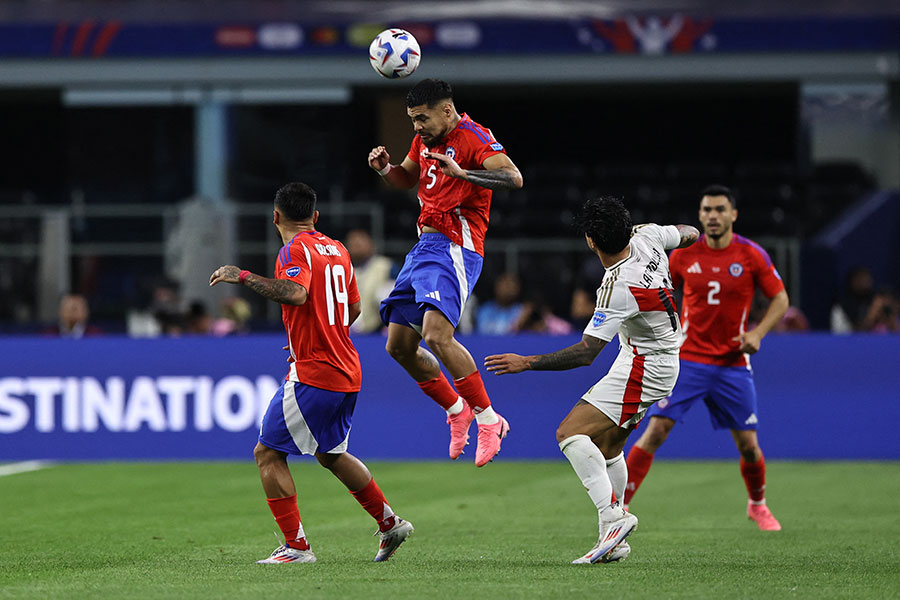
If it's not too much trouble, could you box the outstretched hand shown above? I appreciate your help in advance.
[209,265,241,286]
[484,353,530,375]
[424,151,466,179]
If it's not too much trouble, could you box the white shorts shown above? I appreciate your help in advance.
[582,348,680,430]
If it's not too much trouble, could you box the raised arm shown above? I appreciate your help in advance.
[424,151,523,191]
[675,224,700,248]
[209,265,307,306]
[484,334,607,375]
[368,145,420,189]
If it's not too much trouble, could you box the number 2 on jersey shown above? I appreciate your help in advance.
[324,264,349,326]
[707,280,721,305]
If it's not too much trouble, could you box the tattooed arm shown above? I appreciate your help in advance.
[423,151,523,191]
[484,335,608,375]
[675,224,700,248]
[209,265,307,306]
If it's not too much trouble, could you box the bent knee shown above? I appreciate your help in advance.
[638,418,674,450]
[254,442,279,466]
[385,339,415,362]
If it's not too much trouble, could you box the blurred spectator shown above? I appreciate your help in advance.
[345,229,396,334]
[773,306,810,332]
[570,257,606,322]
[515,292,573,335]
[860,289,900,333]
[212,296,252,336]
[128,277,183,337]
[45,293,102,338]
[185,300,212,335]
[830,266,876,333]
[476,272,524,335]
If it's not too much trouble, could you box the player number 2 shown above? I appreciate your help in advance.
[707,280,721,305]
[425,165,438,189]
[324,264,349,326]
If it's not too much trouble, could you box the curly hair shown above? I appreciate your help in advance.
[573,196,633,255]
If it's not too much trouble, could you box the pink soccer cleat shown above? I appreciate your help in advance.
[447,401,475,460]
[474,415,510,467]
[747,502,782,531]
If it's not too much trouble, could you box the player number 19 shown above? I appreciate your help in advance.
[707,280,721,305]
[324,264,349,326]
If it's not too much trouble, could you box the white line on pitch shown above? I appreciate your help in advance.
[0,460,54,477]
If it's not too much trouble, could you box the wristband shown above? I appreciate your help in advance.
[376,164,391,177]
[239,270,251,284]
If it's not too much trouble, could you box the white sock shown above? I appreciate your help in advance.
[445,397,465,416]
[474,405,499,425]
[606,452,627,505]
[559,434,613,511]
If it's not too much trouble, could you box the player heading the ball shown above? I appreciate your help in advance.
[367,78,523,466]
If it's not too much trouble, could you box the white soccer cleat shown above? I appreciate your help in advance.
[256,544,317,564]
[374,518,414,562]
[572,505,638,564]
[601,540,631,563]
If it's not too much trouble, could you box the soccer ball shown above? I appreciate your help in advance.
[369,29,421,79]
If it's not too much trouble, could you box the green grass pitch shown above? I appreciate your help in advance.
[1,460,898,599]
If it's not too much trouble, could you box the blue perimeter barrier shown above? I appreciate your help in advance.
[1,334,897,461]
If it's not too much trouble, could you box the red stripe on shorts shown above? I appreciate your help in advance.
[620,355,646,426]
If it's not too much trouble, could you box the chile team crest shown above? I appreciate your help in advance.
[729,262,744,277]
[445,147,456,159]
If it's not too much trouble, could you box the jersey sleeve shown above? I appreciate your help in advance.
[582,283,637,342]
[406,136,422,165]
[279,241,312,290]
[750,246,785,299]
[633,223,681,250]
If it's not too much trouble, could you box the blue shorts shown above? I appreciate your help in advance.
[259,381,357,455]
[646,359,759,431]
[379,232,483,331]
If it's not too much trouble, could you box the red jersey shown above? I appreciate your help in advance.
[670,233,785,367]
[276,230,362,392]
[406,113,506,256]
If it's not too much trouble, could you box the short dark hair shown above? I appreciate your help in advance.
[274,182,317,221]
[406,78,453,108]
[701,184,737,209]
[574,196,633,255]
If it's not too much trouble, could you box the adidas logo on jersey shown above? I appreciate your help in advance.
[425,290,442,301]
[687,262,702,274]
[745,413,758,425]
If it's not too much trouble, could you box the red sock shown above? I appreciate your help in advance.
[624,445,655,505]
[417,374,459,410]
[454,371,491,412]
[266,494,310,550]
[740,455,767,502]
[350,479,396,532]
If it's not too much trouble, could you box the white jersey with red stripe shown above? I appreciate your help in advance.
[582,224,683,356]
[579,224,683,429]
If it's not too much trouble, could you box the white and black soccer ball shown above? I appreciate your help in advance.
[369,29,421,79]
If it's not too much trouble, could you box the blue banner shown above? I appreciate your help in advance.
[1,333,897,461]
[1,17,898,58]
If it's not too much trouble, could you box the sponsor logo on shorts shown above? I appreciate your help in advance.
[744,413,758,425]
[592,311,607,327]
[657,398,669,409]
[729,262,744,277]
[425,290,442,301]
[490,142,503,151]
[286,266,301,277]
[445,147,456,159]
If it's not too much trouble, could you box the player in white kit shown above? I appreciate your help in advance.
[485,196,698,564]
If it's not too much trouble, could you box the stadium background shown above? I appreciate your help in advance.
[1,0,899,462]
